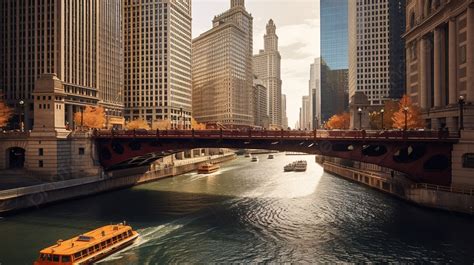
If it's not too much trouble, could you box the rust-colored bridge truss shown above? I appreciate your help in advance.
[94,129,459,186]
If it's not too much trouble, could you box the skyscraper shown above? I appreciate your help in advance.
[309,58,321,128]
[254,19,282,128]
[192,0,254,127]
[253,78,268,128]
[301,96,311,130]
[282,94,288,129]
[348,0,406,105]
[123,0,192,129]
[0,0,124,130]
[319,0,349,124]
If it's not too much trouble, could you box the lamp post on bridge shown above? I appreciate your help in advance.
[459,95,465,132]
[357,107,362,130]
[19,100,24,132]
[403,107,409,131]
[380,108,385,130]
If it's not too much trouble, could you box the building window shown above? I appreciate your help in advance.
[39,160,44,168]
[79,148,85,155]
[38,148,44,156]
[460,45,466,64]
[462,153,474,168]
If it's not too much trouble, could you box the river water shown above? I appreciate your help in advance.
[0,154,473,264]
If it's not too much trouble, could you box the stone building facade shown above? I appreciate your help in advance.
[253,19,283,128]
[123,0,192,129]
[404,0,474,131]
[192,0,254,127]
[0,0,124,130]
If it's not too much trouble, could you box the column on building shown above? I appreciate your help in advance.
[467,4,474,102]
[419,37,428,109]
[433,27,443,108]
[448,18,457,105]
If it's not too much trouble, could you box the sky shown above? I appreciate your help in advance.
[193,0,320,128]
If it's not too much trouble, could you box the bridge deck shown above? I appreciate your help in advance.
[93,129,459,143]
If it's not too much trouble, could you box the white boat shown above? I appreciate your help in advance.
[244,153,251,158]
[268,154,274,159]
[251,157,259,162]
[294,160,307,172]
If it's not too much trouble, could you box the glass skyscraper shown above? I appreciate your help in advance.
[318,0,349,124]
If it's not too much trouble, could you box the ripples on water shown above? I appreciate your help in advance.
[0,154,473,264]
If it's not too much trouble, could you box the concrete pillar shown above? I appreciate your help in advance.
[419,37,428,109]
[433,27,443,107]
[467,4,474,102]
[448,18,458,105]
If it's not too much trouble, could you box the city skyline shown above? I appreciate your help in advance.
[193,0,319,126]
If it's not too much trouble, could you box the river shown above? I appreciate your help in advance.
[0,154,473,264]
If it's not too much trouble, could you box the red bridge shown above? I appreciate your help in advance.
[94,129,459,186]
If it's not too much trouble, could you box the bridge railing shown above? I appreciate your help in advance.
[94,129,458,140]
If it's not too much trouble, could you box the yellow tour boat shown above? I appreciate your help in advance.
[198,163,220,174]
[34,222,138,265]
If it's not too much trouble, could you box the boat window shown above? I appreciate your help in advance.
[61,256,71,262]
[112,236,117,242]
[46,254,53,261]
[52,255,60,262]
[106,239,112,245]
[128,230,132,236]
[101,242,106,247]
[123,232,128,238]
[94,244,100,250]
[74,252,81,259]
[39,254,47,261]
[81,250,88,257]
[88,247,94,253]
[118,234,123,240]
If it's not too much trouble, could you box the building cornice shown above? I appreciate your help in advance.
[404,0,471,41]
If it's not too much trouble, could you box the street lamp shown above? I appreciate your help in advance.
[380,109,385,130]
[179,107,183,130]
[357,107,362,130]
[459,95,465,131]
[19,100,25,132]
[403,106,409,131]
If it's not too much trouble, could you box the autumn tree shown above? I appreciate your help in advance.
[0,97,12,128]
[392,95,424,129]
[191,117,206,130]
[151,119,171,130]
[73,106,106,129]
[325,112,350,129]
[126,118,150,130]
[369,100,398,129]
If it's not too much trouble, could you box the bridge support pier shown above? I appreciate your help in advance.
[451,130,474,186]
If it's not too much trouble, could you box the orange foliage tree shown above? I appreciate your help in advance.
[74,106,106,129]
[0,97,12,128]
[152,119,171,130]
[126,118,150,130]
[325,112,350,129]
[191,117,206,130]
[392,95,424,129]
[369,100,398,129]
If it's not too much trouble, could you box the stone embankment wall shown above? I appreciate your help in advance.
[322,159,474,215]
[0,153,236,214]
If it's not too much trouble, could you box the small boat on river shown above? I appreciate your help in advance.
[198,163,220,174]
[268,154,274,159]
[251,156,259,162]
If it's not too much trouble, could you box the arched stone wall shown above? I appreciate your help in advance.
[0,140,29,170]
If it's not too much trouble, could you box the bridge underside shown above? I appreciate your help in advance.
[96,137,454,186]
